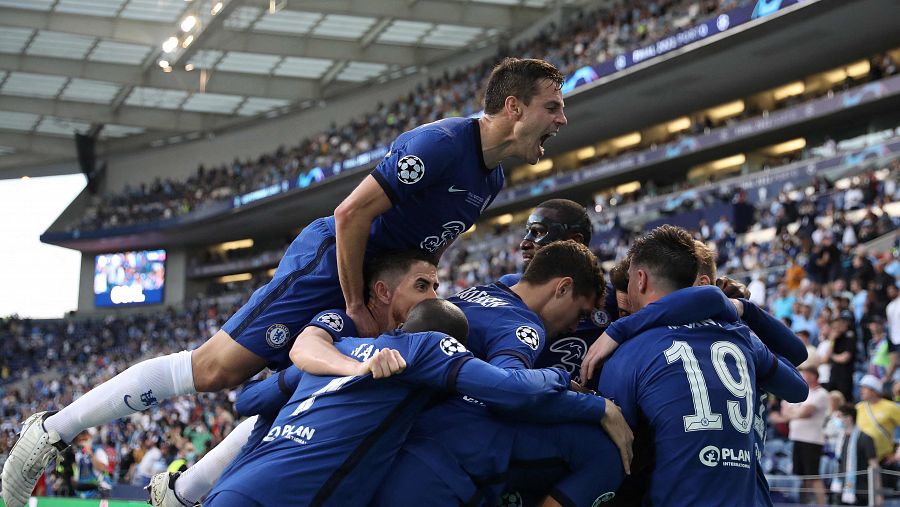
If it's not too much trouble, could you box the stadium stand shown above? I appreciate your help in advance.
[63,0,771,234]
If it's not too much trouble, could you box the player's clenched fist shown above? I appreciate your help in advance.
[358,348,407,378]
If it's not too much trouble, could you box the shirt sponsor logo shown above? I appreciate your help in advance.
[698,445,751,468]
[593,492,616,505]
[549,337,587,374]
[420,221,467,253]
[262,424,316,445]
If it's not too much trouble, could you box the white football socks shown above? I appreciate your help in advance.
[175,415,258,505]
[44,350,196,443]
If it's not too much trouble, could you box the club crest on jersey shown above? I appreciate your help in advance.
[266,323,291,349]
[591,309,609,327]
[439,336,467,356]
[498,491,523,507]
[316,312,344,332]
[515,326,540,351]
[397,155,425,184]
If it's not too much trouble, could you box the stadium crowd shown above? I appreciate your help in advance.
[64,0,826,234]
[0,304,243,498]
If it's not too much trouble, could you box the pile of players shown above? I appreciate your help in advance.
[2,58,810,506]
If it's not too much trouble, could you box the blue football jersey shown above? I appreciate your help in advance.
[209,331,473,506]
[604,287,808,507]
[394,282,608,504]
[221,309,359,481]
[599,286,807,507]
[208,330,576,507]
[451,282,546,368]
[324,117,503,255]
[499,273,617,382]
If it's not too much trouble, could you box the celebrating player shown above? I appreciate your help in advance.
[370,241,631,506]
[204,298,600,506]
[2,57,567,507]
[498,198,618,382]
[598,225,807,506]
[148,249,436,507]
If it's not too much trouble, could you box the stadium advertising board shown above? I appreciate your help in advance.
[562,0,807,93]
[94,249,166,307]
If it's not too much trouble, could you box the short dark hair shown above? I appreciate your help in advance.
[364,249,437,302]
[402,299,469,345]
[837,403,857,420]
[628,225,698,292]
[536,199,592,246]
[483,58,565,115]
[521,240,605,304]
[694,240,717,280]
[609,256,631,293]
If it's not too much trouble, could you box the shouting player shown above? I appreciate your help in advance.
[2,57,567,507]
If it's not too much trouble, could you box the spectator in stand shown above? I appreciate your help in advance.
[830,311,859,402]
[747,271,766,307]
[856,374,900,495]
[770,365,829,505]
[772,284,796,320]
[886,284,900,346]
[867,317,897,383]
[795,330,817,370]
[832,404,880,506]
[791,303,819,342]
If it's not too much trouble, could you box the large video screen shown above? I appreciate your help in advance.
[94,249,166,307]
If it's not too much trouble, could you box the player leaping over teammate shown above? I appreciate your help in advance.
[2,57,568,507]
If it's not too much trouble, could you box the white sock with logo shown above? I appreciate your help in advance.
[175,415,257,505]
[44,350,196,443]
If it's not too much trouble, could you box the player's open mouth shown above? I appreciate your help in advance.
[537,132,556,157]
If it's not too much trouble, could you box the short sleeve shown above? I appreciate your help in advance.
[371,131,457,205]
[399,332,474,390]
[303,309,357,342]
[484,318,546,369]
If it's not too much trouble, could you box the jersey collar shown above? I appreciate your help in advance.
[473,118,497,174]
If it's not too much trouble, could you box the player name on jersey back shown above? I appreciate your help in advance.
[454,286,512,307]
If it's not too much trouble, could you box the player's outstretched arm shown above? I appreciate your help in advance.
[334,175,393,337]
[582,286,741,381]
[739,298,807,366]
[291,326,372,376]
[234,368,302,419]
[759,354,808,403]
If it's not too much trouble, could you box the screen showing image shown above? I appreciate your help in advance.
[94,249,166,307]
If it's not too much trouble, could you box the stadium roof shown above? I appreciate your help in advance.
[0,0,560,169]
